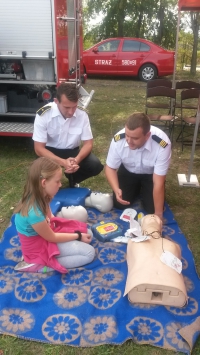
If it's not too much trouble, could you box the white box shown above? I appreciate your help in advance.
[177,174,199,187]
[0,95,8,113]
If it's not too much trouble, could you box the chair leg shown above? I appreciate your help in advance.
[181,121,185,151]
[168,120,174,143]
[176,129,182,142]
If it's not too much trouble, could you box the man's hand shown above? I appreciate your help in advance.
[115,188,130,206]
[63,158,79,174]
[105,166,130,206]
[154,211,163,222]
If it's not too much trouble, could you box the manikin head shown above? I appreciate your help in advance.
[85,192,113,213]
[61,205,88,223]
[141,214,162,237]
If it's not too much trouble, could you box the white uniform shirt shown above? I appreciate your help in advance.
[32,102,93,149]
[106,126,171,176]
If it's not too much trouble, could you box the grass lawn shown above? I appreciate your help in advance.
[1,72,200,354]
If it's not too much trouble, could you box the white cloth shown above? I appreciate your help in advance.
[106,126,171,176]
[32,102,93,149]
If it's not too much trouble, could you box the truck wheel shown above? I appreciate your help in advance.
[139,64,157,82]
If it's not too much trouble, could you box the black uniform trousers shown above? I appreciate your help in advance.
[113,164,155,214]
[46,146,104,184]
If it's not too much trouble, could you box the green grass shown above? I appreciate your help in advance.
[1,71,200,354]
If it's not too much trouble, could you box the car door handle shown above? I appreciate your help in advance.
[112,54,116,57]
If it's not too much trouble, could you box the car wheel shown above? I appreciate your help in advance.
[139,64,157,82]
[83,65,87,74]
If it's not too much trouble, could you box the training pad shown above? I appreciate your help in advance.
[0,193,200,354]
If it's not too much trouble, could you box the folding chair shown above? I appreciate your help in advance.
[145,86,176,141]
[147,79,172,89]
[178,88,200,151]
[175,81,200,110]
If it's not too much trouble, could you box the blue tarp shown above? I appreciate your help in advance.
[0,190,199,353]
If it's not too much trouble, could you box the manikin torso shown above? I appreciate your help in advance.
[124,215,187,307]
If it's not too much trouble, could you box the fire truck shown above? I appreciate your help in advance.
[0,0,93,136]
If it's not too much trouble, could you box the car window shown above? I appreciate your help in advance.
[122,40,140,52]
[98,40,120,52]
[140,42,150,52]
[122,40,150,52]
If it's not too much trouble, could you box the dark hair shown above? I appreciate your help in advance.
[14,157,62,217]
[56,83,80,102]
[125,112,150,135]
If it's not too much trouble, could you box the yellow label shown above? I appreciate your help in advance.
[96,223,118,235]
[138,212,144,220]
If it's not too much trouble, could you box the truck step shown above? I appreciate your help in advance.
[0,122,33,137]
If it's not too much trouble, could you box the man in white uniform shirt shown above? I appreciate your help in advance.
[105,113,171,219]
[33,83,103,187]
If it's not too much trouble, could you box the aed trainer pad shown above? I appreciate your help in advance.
[92,221,122,242]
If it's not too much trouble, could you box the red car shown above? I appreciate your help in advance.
[83,37,175,82]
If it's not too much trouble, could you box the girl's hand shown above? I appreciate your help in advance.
[81,233,92,244]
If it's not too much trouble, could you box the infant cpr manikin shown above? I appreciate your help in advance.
[85,192,113,213]
[57,205,88,223]
[124,214,187,307]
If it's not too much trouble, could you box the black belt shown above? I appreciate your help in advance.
[46,146,79,159]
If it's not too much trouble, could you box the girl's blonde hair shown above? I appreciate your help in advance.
[15,157,62,216]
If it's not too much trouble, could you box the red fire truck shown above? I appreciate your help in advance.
[0,0,93,136]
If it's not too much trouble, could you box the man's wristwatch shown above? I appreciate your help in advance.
[75,230,82,241]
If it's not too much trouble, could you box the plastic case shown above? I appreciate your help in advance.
[50,188,91,215]
[92,221,122,242]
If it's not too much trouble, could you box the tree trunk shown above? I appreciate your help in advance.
[117,0,127,37]
[157,1,165,45]
[135,11,143,38]
[190,12,200,76]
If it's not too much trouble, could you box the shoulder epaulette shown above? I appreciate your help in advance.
[114,133,125,142]
[152,134,168,148]
[37,105,52,116]
[77,106,89,114]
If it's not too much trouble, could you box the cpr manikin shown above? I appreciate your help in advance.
[57,205,88,223]
[85,192,113,213]
[124,214,187,307]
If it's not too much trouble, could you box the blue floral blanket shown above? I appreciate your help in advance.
[0,195,200,354]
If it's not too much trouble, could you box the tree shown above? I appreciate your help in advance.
[147,0,177,49]
[84,0,178,50]
[116,0,128,36]
[177,31,193,69]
